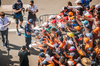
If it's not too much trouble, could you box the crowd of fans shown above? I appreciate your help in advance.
[29,0,100,66]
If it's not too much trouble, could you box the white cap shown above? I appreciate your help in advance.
[68,61,74,65]
[75,0,81,3]
[57,15,62,19]
[67,40,73,45]
[58,23,63,28]
[76,63,82,66]
[42,22,49,26]
[49,15,55,20]
[34,30,39,34]
[95,4,100,9]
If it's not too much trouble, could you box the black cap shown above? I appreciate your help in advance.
[85,24,90,29]
[40,49,44,52]
[42,61,48,65]
[87,47,93,52]
[39,53,45,57]
[90,52,96,59]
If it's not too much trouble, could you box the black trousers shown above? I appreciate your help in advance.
[0,28,9,47]
[25,37,31,49]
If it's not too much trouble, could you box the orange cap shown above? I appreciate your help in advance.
[84,37,89,43]
[68,12,73,16]
[74,26,81,30]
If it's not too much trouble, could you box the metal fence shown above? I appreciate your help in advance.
[38,14,58,26]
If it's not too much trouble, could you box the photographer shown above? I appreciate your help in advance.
[18,46,30,66]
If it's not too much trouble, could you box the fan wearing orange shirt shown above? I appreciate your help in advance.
[58,36,66,51]
[92,21,100,39]
[84,37,93,53]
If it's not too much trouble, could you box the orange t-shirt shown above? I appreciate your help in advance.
[92,27,100,39]
[94,46,99,54]
[93,27,100,34]
[77,49,85,56]
[85,42,93,53]
[47,61,54,66]
[59,41,66,50]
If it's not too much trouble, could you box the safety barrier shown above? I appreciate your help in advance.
[38,14,58,26]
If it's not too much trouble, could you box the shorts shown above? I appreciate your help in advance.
[15,16,23,24]
[28,13,37,22]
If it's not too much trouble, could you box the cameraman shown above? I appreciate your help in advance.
[18,46,30,66]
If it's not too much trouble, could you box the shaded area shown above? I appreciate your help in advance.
[8,43,21,50]
[0,50,19,66]
[29,48,40,55]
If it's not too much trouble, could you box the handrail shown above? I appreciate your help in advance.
[38,13,58,26]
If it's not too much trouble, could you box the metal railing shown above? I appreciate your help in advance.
[38,14,58,26]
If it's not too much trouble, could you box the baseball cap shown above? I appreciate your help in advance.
[70,52,76,58]
[69,46,76,51]
[82,20,89,25]
[78,34,84,38]
[71,19,77,23]
[29,19,34,24]
[42,22,49,26]
[62,7,67,11]
[76,63,82,66]
[74,26,81,30]
[95,4,100,9]
[86,33,93,37]
[68,60,74,66]
[68,12,73,16]
[34,30,39,34]
[42,61,48,65]
[40,49,44,52]
[58,23,63,28]
[83,37,89,43]
[87,47,93,52]
[57,15,62,19]
[39,53,45,57]
[67,32,74,37]
[85,24,90,29]
[67,40,73,45]
[49,15,55,20]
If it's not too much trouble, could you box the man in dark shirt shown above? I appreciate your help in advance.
[62,7,71,17]
[18,46,30,66]
[13,0,24,36]
[24,19,33,49]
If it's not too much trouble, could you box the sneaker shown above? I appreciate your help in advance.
[2,43,5,46]
[19,25,25,30]
[16,31,21,36]
[6,47,10,51]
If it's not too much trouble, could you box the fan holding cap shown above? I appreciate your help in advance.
[61,6,71,17]
[24,19,34,49]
